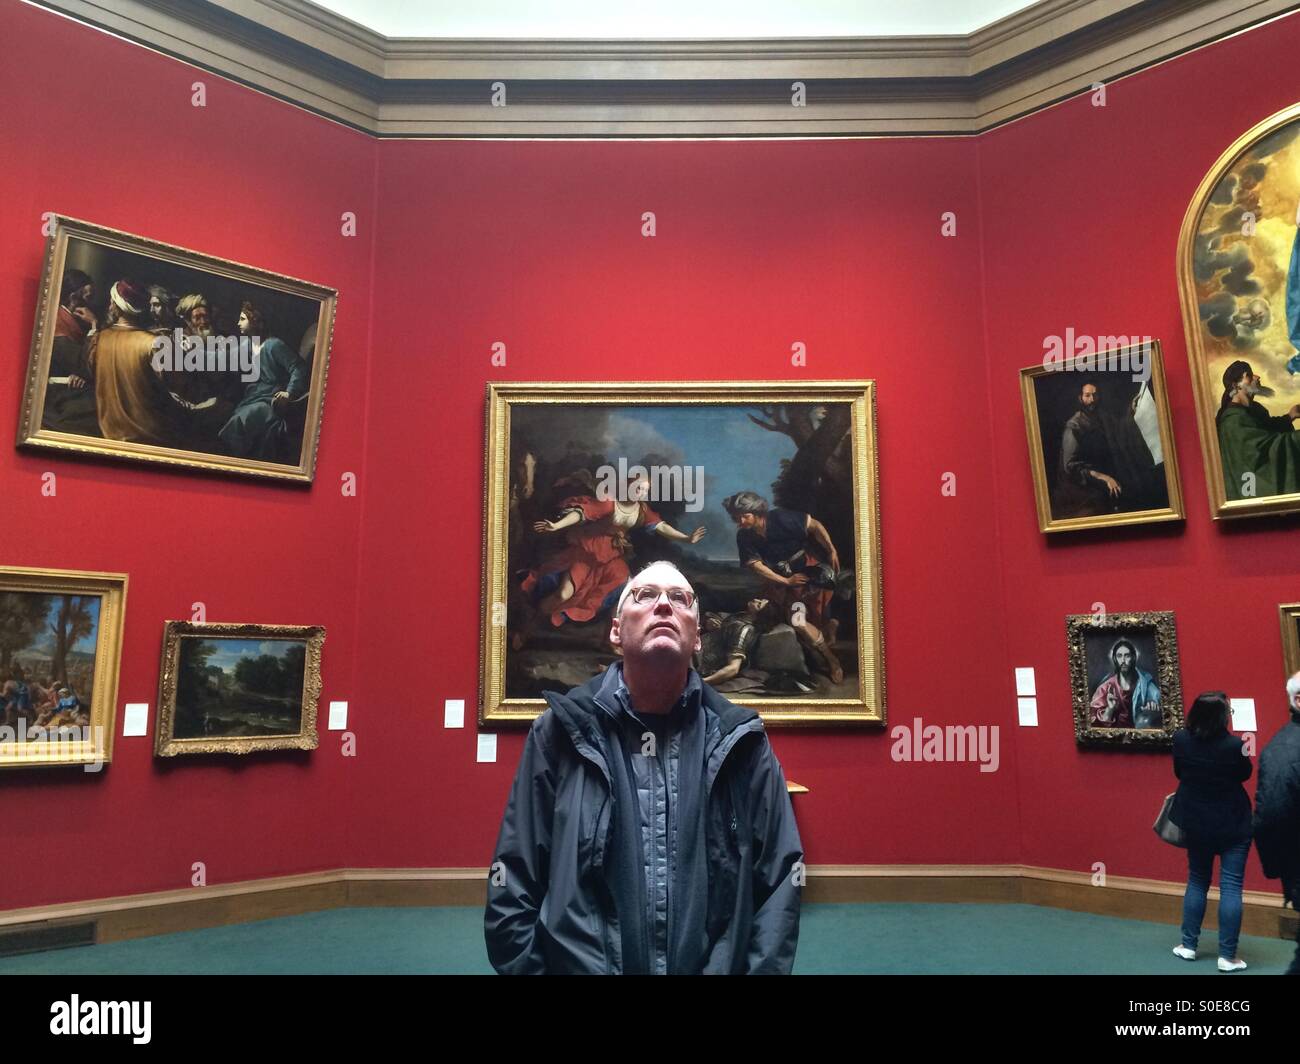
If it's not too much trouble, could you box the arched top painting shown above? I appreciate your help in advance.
[1179,103,1300,519]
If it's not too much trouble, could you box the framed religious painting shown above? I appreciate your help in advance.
[1178,103,1300,518]
[1066,611,1184,748]
[1020,340,1184,533]
[17,215,336,483]
[1280,602,1300,678]
[0,565,127,770]
[480,381,885,726]
[154,621,324,756]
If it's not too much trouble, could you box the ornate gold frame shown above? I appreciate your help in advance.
[16,215,337,484]
[1066,610,1184,748]
[154,622,324,756]
[1279,602,1300,679]
[1177,101,1300,519]
[0,565,127,770]
[480,380,885,726]
[1019,341,1184,533]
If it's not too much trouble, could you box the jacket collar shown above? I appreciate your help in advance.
[544,662,761,786]
[592,659,702,724]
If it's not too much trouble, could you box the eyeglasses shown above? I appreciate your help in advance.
[628,585,696,608]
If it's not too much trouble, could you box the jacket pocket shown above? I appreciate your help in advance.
[705,797,740,941]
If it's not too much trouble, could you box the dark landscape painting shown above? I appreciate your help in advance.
[173,637,307,739]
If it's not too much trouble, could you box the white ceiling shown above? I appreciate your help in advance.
[308,0,1041,38]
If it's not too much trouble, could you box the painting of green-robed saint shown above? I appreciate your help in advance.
[1179,104,1300,518]
[481,382,885,726]
[155,622,324,756]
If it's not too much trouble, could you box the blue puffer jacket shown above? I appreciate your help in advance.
[484,665,804,974]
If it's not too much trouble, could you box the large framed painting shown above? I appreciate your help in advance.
[1280,602,1300,679]
[155,622,324,756]
[0,565,127,769]
[17,216,336,483]
[480,381,884,726]
[1020,340,1184,533]
[1178,103,1300,519]
[1066,611,1184,748]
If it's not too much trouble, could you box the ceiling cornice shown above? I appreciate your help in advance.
[28,0,1300,136]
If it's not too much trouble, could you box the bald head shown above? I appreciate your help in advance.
[614,561,699,621]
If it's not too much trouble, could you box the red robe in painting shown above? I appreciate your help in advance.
[521,495,663,626]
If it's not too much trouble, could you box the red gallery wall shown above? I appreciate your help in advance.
[3,0,1299,915]
[0,1,377,910]
[352,136,1019,874]
[977,11,1300,893]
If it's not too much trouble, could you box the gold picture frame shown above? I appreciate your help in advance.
[155,621,324,757]
[0,565,127,770]
[1279,602,1300,679]
[1066,610,1184,748]
[1019,341,1184,533]
[17,215,337,483]
[481,380,885,727]
[1177,102,1300,519]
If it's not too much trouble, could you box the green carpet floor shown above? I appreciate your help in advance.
[0,903,1294,974]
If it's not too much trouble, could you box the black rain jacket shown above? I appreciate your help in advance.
[1254,716,1300,893]
[484,666,804,974]
[1169,728,1252,853]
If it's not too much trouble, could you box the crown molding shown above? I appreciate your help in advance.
[27,0,1300,136]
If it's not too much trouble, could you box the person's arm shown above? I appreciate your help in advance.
[804,515,839,571]
[532,509,583,534]
[484,714,556,974]
[745,558,804,588]
[744,737,804,975]
[285,350,310,400]
[1230,736,1252,783]
[702,655,745,685]
[652,521,707,543]
[1090,681,1115,724]
[1062,422,1121,495]
[1254,755,1299,837]
[1060,422,1092,485]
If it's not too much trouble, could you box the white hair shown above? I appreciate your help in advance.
[1287,672,1300,701]
[176,293,209,318]
[614,560,699,620]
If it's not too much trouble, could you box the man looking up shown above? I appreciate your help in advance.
[485,559,803,974]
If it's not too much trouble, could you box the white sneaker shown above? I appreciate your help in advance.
[1217,956,1247,972]
[1172,945,1197,961]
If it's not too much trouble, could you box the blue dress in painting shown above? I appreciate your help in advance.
[218,337,309,463]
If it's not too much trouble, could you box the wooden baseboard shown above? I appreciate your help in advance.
[0,864,1290,947]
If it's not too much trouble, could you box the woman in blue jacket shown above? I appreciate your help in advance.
[1169,692,1253,971]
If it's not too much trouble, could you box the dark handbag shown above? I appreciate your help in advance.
[1154,792,1186,848]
